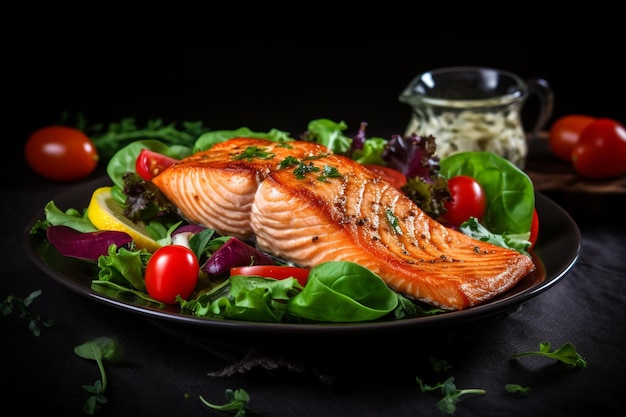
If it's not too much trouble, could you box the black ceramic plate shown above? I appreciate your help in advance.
[24,176,581,335]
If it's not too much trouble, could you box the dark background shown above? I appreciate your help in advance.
[4,34,625,417]
[9,33,624,156]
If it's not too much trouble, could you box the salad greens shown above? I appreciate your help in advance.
[179,261,418,323]
[459,218,531,255]
[40,202,439,323]
[97,244,151,292]
[41,201,97,233]
[300,118,354,154]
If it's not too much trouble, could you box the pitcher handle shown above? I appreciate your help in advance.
[527,78,555,140]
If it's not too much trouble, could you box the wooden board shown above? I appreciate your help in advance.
[525,134,626,194]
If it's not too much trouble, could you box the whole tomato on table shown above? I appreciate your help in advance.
[25,126,99,181]
[571,118,626,179]
[548,114,596,161]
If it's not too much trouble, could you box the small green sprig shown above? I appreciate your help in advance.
[505,384,531,395]
[1,290,56,336]
[74,337,123,415]
[511,341,587,368]
[199,389,254,416]
[416,376,486,415]
[430,357,453,373]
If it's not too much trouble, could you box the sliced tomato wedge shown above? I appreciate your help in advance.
[230,265,310,286]
[135,149,179,181]
[363,164,407,189]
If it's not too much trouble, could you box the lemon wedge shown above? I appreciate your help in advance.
[87,186,161,252]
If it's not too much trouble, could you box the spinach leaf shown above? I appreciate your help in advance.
[287,261,398,322]
[439,152,534,234]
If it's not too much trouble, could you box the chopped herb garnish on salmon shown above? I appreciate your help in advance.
[279,156,300,169]
[232,146,275,160]
[293,161,320,179]
[317,165,342,182]
[385,209,402,234]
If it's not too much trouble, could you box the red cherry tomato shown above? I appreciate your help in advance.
[441,175,487,227]
[571,118,626,179]
[25,126,99,181]
[135,148,179,181]
[230,265,310,286]
[528,208,539,251]
[145,245,199,304]
[548,115,596,161]
[363,164,407,189]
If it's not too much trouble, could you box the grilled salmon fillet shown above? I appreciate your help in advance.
[153,138,535,310]
[152,138,331,239]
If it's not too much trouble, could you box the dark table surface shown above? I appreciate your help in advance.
[2,35,625,416]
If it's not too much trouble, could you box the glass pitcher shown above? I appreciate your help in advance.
[399,66,554,168]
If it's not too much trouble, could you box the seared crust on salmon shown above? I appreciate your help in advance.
[153,138,535,310]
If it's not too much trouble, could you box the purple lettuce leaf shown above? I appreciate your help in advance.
[201,237,274,277]
[47,225,132,261]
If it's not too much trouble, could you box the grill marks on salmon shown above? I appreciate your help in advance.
[153,138,535,310]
